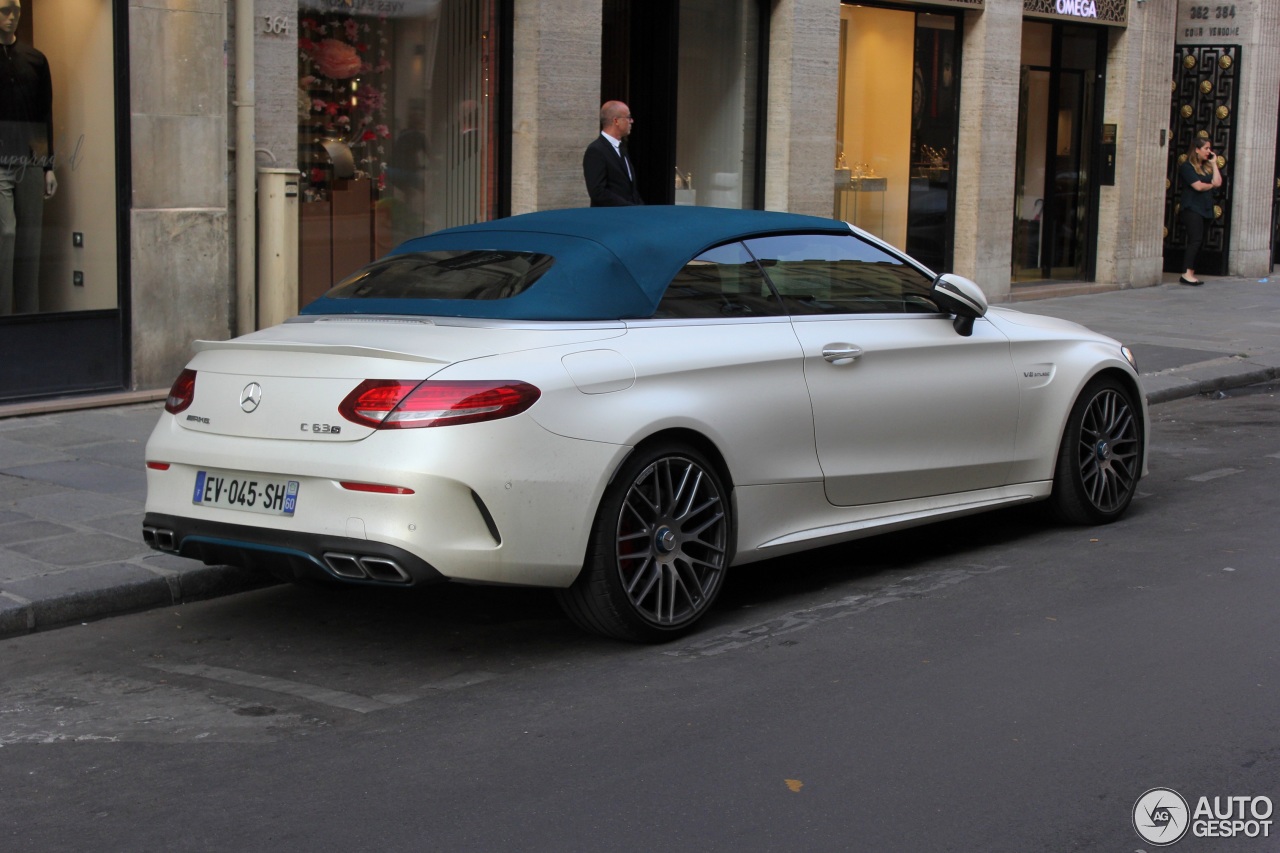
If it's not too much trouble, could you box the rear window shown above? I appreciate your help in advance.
[324,251,555,301]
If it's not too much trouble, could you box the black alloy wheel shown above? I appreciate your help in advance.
[1049,375,1143,524]
[557,443,731,642]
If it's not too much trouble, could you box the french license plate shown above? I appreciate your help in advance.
[193,470,299,516]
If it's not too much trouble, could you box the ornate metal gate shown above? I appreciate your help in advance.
[1164,44,1239,275]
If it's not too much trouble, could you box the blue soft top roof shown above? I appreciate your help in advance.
[300,206,851,320]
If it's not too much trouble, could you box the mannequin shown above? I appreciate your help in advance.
[0,0,56,315]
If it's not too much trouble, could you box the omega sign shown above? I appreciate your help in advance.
[1056,0,1098,17]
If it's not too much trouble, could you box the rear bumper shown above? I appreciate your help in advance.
[143,411,630,588]
[143,512,448,587]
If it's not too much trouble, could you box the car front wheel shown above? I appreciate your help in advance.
[557,443,731,642]
[1048,375,1143,525]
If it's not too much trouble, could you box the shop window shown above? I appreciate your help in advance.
[674,0,761,209]
[601,0,763,208]
[297,0,501,305]
[834,7,958,272]
[1,0,119,317]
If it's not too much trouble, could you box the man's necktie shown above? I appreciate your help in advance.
[619,145,633,182]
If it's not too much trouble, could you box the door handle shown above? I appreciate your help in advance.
[822,344,863,365]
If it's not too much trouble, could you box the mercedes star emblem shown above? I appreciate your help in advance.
[240,382,263,413]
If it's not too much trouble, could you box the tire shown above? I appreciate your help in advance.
[1048,375,1143,525]
[557,443,731,642]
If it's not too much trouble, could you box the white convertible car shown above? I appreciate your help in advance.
[143,207,1147,641]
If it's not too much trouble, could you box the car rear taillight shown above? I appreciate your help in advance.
[165,369,197,414]
[338,380,541,429]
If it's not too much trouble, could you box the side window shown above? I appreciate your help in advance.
[653,242,783,319]
[743,233,938,315]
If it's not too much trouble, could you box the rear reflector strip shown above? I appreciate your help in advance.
[340,482,415,495]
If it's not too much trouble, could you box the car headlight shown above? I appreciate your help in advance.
[1121,345,1138,371]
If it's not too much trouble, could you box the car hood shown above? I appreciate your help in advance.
[174,317,624,442]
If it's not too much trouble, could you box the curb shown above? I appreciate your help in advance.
[0,563,275,639]
[1146,366,1280,405]
[1141,354,1280,406]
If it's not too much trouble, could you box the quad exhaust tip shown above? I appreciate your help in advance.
[143,526,178,551]
[323,552,411,584]
[142,528,411,585]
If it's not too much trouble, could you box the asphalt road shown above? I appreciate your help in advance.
[2,384,1278,852]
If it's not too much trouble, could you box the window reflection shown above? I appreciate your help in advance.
[655,241,780,318]
[744,233,937,315]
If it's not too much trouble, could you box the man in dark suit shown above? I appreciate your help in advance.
[583,101,643,207]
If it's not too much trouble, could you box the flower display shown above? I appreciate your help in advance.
[357,88,386,113]
[299,11,393,201]
[311,38,362,80]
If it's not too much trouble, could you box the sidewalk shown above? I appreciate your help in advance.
[1010,273,1280,404]
[3,273,1278,639]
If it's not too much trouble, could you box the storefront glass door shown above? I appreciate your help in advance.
[1272,87,1280,270]
[1013,22,1103,283]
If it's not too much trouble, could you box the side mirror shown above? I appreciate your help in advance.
[931,273,988,337]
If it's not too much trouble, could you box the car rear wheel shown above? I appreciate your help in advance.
[1048,375,1143,525]
[557,443,731,642]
